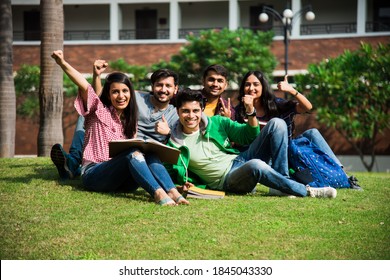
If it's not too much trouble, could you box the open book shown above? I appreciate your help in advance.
[186,186,225,199]
[109,139,180,164]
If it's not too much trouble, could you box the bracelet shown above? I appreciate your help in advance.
[293,91,299,97]
[246,108,257,117]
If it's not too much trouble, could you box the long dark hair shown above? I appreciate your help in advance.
[235,70,297,123]
[100,72,138,139]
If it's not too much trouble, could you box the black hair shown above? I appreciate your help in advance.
[202,64,228,80]
[150,68,179,86]
[175,88,205,109]
[235,70,297,123]
[100,72,138,139]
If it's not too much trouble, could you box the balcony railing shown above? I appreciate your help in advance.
[13,22,390,42]
[13,30,110,41]
[301,22,357,35]
[179,27,223,39]
[366,21,390,32]
[64,30,110,40]
[119,29,169,40]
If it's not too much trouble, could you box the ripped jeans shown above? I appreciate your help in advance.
[81,149,176,197]
[223,118,307,196]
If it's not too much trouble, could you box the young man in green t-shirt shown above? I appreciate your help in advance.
[166,88,337,198]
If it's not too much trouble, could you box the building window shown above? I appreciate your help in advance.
[136,9,157,39]
[373,0,390,31]
[24,10,40,41]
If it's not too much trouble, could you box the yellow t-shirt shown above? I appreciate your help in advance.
[204,101,218,117]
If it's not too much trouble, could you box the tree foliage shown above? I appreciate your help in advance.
[109,58,150,90]
[14,64,92,120]
[295,42,390,171]
[152,28,277,87]
[14,64,40,119]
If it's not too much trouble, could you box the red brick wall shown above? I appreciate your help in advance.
[271,36,390,70]
[13,37,389,72]
[13,43,183,72]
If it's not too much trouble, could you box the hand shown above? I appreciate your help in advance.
[176,182,195,194]
[277,74,296,94]
[51,50,64,65]
[219,97,231,118]
[155,115,170,136]
[93,60,108,76]
[242,95,254,114]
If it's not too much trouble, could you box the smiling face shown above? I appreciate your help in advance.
[151,76,178,104]
[243,74,263,99]
[109,82,131,115]
[177,101,203,134]
[202,70,228,99]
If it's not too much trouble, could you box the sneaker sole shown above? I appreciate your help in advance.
[307,186,337,198]
[50,144,73,179]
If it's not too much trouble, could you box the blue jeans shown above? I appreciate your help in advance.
[301,128,342,167]
[69,115,84,163]
[243,118,290,177]
[81,150,176,197]
[223,118,307,197]
[68,115,85,176]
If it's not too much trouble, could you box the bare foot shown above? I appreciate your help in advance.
[168,188,190,205]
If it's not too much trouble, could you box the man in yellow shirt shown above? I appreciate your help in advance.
[201,64,236,120]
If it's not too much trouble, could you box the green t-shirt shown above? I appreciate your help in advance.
[183,130,237,190]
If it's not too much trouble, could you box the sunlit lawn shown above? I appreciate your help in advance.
[0,157,389,260]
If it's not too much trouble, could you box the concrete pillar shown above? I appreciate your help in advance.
[229,0,239,30]
[110,2,120,41]
[170,0,180,40]
[291,0,302,37]
[357,0,367,35]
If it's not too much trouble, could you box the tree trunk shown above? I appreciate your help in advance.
[38,0,64,156]
[0,0,16,157]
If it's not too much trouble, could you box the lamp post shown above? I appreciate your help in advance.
[259,5,315,78]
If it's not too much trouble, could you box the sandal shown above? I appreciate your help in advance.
[157,197,176,206]
[175,195,190,205]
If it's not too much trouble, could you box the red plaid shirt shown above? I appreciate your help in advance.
[75,85,130,165]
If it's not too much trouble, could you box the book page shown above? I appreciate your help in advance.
[109,139,180,164]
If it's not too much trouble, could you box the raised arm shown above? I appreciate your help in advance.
[51,50,89,107]
[241,94,258,127]
[277,74,313,113]
[92,59,108,96]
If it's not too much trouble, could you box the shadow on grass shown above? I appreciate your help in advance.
[2,158,279,203]
[57,176,153,203]
[3,158,153,204]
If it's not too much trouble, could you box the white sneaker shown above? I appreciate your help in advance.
[307,186,337,198]
[268,188,296,198]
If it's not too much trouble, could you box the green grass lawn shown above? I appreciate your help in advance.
[0,157,389,260]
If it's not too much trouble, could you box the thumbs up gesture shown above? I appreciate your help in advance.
[277,74,296,95]
[155,115,171,136]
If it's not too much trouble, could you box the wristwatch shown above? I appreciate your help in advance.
[246,108,257,117]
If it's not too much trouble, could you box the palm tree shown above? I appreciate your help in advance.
[38,0,64,156]
[0,0,16,157]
